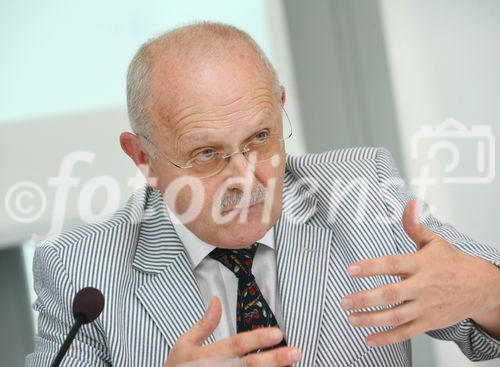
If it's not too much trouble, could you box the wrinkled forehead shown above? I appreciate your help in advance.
[147,49,279,142]
[159,91,281,158]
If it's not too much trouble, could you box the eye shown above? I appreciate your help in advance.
[194,148,216,162]
[253,130,269,144]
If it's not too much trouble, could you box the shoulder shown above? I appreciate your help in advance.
[286,146,379,167]
[281,147,403,223]
[285,146,397,179]
[33,184,150,274]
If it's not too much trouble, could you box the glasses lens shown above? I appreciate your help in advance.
[187,129,289,178]
[245,135,284,163]
[189,153,227,178]
[188,137,284,178]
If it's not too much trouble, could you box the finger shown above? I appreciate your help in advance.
[181,296,222,345]
[365,318,427,347]
[347,254,418,278]
[200,327,285,358]
[347,300,421,328]
[241,346,302,367]
[403,200,437,249]
[341,280,414,310]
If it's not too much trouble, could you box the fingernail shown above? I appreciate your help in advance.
[288,349,301,363]
[348,265,361,276]
[267,329,282,342]
[341,298,353,310]
[366,339,377,347]
[348,315,360,326]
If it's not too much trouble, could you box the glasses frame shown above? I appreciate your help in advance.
[136,106,293,178]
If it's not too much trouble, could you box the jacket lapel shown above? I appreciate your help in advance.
[129,168,336,362]
[275,171,334,366]
[132,186,215,348]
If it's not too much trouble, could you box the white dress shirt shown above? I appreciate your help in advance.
[167,207,284,341]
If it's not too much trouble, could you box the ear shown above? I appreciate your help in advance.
[120,132,149,166]
[119,132,159,189]
[280,85,286,106]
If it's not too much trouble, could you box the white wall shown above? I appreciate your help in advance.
[380,1,500,366]
[0,0,271,123]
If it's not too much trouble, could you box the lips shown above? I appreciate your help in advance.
[222,202,259,214]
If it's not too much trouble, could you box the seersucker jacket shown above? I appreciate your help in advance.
[26,147,500,366]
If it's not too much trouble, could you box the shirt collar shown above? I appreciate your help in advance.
[166,205,275,270]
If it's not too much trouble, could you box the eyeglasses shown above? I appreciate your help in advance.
[137,107,293,178]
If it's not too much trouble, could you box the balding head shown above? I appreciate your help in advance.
[126,21,280,158]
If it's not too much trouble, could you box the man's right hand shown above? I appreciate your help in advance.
[163,297,302,367]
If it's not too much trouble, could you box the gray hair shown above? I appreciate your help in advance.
[126,21,281,159]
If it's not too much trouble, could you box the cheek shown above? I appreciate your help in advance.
[160,173,207,215]
[256,158,286,194]
[175,186,196,212]
[151,159,177,192]
[255,164,286,221]
[258,166,283,186]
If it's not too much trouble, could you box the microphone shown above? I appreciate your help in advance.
[51,287,105,367]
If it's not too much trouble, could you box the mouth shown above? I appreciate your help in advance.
[222,202,260,215]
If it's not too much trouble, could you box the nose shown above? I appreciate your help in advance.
[223,152,256,190]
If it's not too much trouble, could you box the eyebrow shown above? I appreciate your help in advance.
[177,120,269,151]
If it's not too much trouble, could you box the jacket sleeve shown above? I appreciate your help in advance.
[25,242,111,366]
[374,147,500,362]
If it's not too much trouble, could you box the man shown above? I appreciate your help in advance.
[26,22,500,367]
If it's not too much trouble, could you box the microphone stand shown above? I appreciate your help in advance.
[50,313,86,367]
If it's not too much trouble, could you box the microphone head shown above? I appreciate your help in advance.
[72,287,105,324]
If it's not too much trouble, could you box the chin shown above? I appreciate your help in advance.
[195,201,281,248]
[220,202,281,248]
[216,216,270,249]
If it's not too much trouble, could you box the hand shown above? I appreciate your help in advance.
[340,199,500,347]
[163,297,302,367]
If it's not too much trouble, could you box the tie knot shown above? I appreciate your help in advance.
[209,243,259,278]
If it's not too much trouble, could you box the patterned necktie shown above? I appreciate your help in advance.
[209,243,287,350]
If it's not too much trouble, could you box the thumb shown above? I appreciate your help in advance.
[182,296,222,345]
[403,199,436,250]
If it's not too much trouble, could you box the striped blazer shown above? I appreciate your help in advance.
[26,147,500,366]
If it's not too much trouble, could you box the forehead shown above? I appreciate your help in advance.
[150,50,275,105]
[148,51,278,143]
[170,95,279,157]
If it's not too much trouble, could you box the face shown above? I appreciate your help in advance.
[133,46,287,248]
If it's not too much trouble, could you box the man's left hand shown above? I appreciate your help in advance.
[340,199,500,347]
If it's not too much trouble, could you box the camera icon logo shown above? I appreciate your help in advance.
[410,118,495,184]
